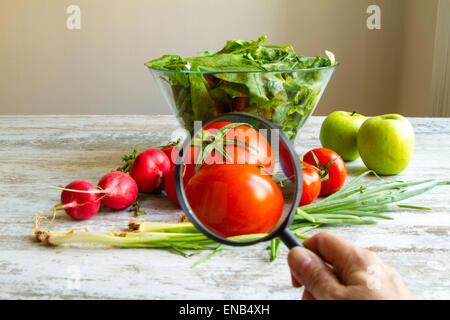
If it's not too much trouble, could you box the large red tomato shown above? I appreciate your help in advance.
[183,122,274,182]
[184,164,283,238]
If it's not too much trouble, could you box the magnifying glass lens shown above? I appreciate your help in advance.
[176,113,302,246]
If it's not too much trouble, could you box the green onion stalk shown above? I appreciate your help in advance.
[269,171,450,260]
[34,217,264,266]
[35,171,449,264]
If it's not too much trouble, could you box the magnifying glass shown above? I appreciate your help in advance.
[174,112,303,249]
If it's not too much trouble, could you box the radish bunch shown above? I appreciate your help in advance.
[59,171,138,220]
[57,147,173,220]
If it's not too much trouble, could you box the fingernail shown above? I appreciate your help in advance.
[291,269,303,287]
[289,247,312,270]
[291,271,302,288]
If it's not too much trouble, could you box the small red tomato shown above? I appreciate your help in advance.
[164,166,178,206]
[231,97,248,112]
[161,143,180,167]
[204,74,217,89]
[304,148,347,197]
[299,161,321,206]
[164,165,188,207]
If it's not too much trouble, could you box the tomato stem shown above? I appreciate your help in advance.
[306,150,337,182]
[192,122,254,172]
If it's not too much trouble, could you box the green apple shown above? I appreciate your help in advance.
[320,111,367,161]
[357,114,414,175]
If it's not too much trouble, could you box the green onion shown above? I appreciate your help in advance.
[129,221,199,233]
[268,173,450,260]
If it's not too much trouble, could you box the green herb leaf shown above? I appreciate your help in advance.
[117,148,138,173]
[129,199,147,217]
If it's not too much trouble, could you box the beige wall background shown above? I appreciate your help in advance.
[0,0,439,116]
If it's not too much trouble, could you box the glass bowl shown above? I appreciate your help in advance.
[148,64,338,141]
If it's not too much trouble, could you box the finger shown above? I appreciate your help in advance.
[302,289,315,300]
[303,231,372,282]
[303,231,355,264]
[288,246,344,299]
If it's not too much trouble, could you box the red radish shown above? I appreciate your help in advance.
[98,171,138,209]
[130,148,171,193]
[60,181,101,220]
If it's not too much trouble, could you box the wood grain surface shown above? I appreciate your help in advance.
[0,115,448,299]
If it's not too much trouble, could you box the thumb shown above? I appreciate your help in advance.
[288,247,344,299]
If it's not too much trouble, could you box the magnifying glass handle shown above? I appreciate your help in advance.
[279,229,304,249]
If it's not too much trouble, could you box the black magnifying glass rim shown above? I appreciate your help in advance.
[174,112,303,247]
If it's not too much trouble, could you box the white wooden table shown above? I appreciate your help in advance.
[0,115,449,299]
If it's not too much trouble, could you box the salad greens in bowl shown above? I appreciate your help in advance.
[145,36,338,141]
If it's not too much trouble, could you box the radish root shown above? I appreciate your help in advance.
[51,194,106,212]
[41,184,106,194]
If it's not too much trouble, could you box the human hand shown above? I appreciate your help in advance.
[287,231,412,300]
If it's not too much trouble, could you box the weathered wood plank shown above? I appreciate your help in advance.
[0,116,449,299]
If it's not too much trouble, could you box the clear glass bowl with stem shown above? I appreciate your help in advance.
[148,64,338,141]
